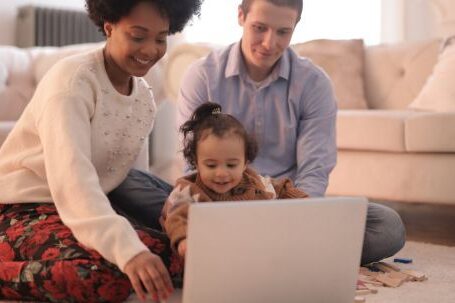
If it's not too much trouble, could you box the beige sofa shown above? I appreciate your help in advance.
[2,39,454,205]
[163,39,455,205]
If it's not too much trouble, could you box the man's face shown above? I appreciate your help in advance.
[238,0,298,81]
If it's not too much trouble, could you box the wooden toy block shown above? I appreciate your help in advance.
[355,289,372,296]
[357,280,369,290]
[378,261,401,272]
[375,273,404,288]
[364,284,379,294]
[388,270,413,282]
[358,275,384,287]
[401,270,427,281]
[364,280,384,287]
[358,274,374,281]
[374,262,398,273]
[354,296,366,303]
[359,269,379,278]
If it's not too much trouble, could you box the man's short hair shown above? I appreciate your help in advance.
[240,0,303,22]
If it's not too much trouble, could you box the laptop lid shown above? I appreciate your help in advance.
[181,197,367,303]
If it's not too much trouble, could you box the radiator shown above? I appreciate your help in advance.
[16,5,104,47]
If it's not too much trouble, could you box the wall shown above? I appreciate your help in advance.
[429,0,455,38]
[0,0,84,46]
[2,1,454,46]
[381,0,455,43]
[404,0,438,42]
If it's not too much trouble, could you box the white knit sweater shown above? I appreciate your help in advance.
[0,47,156,271]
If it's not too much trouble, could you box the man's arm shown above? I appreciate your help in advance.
[295,73,337,197]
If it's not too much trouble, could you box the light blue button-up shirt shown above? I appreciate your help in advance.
[177,42,337,197]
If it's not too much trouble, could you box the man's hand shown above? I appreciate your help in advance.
[124,251,174,302]
[178,239,187,258]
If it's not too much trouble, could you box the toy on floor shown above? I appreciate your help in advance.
[354,260,427,302]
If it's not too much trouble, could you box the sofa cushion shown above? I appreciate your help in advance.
[364,39,440,109]
[0,46,36,120]
[292,39,368,110]
[408,37,455,112]
[164,43,213,102]
[405,112,455,152]
[337,110,417,152]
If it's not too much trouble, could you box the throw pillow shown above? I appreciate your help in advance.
[408,36,455,112]
[291,39,368,110]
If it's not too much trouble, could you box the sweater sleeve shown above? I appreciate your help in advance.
[37,91,148,272]
[272,177,309,199]
[161,179,207,250]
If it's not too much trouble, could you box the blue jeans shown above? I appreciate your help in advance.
[108,169,172,231]
[109,169,406,265]
[362,202,406,265]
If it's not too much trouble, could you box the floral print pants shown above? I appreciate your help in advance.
[0,203,183,303]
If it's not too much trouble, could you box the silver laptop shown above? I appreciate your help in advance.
[167,197,367,303]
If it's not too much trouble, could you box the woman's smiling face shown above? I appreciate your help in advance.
[104,2,169,78]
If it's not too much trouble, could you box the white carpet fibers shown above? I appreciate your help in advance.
[126,241,455,303]
[1,241,453,302]
[366,241,455,303]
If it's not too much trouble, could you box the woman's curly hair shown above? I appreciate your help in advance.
[86,0,202,35]
[180,102,258,170]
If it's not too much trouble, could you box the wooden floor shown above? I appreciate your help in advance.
[376,200,455,246]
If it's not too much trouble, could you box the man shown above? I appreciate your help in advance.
[177,0,405,265]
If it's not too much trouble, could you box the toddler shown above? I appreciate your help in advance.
[161,102,308,258]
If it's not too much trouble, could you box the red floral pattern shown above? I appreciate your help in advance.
[0,203,183,302]
[0,242,15,261]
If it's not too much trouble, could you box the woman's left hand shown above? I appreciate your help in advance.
[124,250,174,302]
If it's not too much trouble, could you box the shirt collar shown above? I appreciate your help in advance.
[225,40,291,83]
[225,41,244,78]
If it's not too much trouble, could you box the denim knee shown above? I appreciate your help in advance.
[108,169,173,230]
[361,203,406,265]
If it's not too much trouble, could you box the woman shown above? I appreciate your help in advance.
[0,0,202,302]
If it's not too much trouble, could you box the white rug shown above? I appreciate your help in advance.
[1,241,454,302]
[125,241,455,303]
[365,241,455,303]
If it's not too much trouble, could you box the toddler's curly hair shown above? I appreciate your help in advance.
[180,102,258,169]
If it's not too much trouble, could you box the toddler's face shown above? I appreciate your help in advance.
[196,132,247,194]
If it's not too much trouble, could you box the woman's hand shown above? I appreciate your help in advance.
[124,251,174,302]
[177,239,187,258]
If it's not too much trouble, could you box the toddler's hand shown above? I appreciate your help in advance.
[178,239,187,258]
